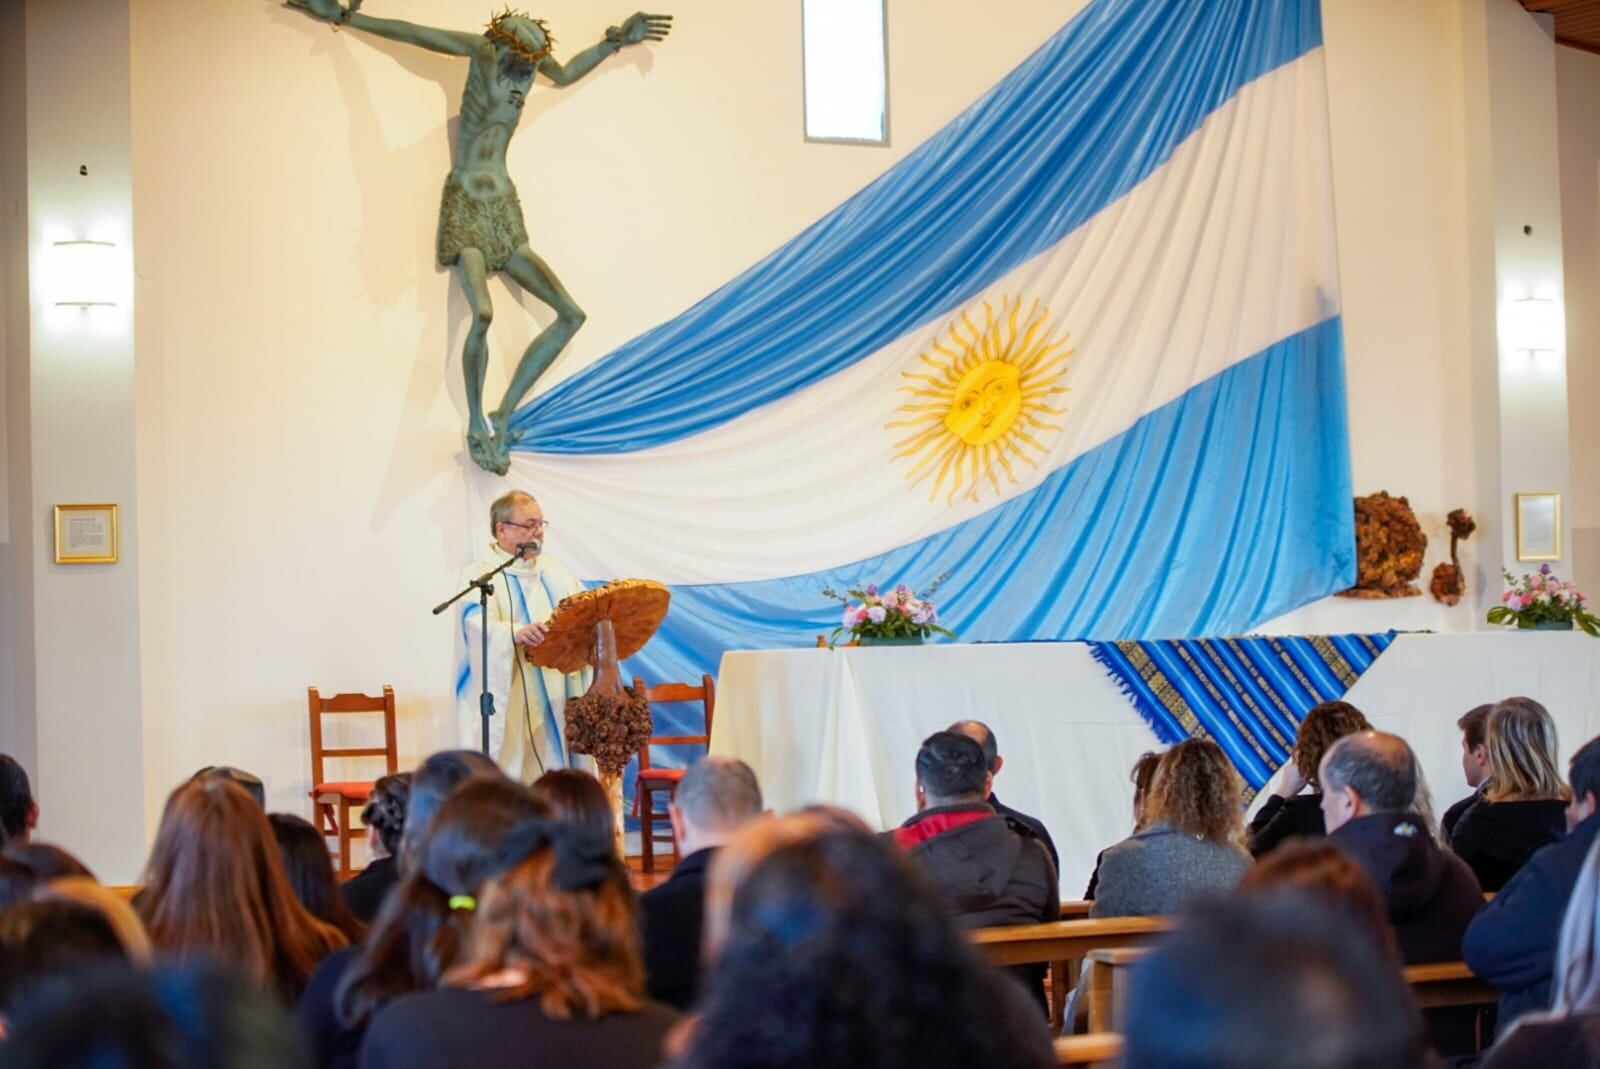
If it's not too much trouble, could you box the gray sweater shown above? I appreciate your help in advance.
[1088,822,1251,918]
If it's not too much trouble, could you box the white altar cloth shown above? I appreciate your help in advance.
[711,634,1600,894]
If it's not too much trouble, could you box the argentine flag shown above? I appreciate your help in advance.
[481,0,1352,689]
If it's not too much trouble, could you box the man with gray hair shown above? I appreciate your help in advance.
[1322,731,1483,964]
[638,756,764,1009]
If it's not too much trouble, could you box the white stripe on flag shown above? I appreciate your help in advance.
[486,48,1338,586]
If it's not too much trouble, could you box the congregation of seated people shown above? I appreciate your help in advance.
[4,693,1600,1068]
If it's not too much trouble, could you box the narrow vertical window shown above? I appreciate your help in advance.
[802,0,888,144]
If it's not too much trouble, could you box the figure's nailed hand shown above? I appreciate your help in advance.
[286,0,349,23]
[610,12,672,46]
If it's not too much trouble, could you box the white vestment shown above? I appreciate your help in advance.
[454,544,593,782]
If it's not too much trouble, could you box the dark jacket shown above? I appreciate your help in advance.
[1447,797,1569,892]
[988,791,1059,875]
[1441,788,1483,842]
[340,856,399,926]
[891,803,1059,929]
[1464,812,1600,1029]
[892,803,1058,1010]
[294,945,361,1069]
[1247,792,1326,857]
[1329,811,1483,964]
[636,847,715,1012]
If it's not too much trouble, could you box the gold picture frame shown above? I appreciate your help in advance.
[1515,492,1561,562]
[53,503,119,564]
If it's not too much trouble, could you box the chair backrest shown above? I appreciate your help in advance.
[631,674,715,771]
[307,685,398,787]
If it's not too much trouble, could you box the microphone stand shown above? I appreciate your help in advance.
[432,543,538,757]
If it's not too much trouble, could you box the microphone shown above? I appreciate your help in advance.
[518,539,543,556]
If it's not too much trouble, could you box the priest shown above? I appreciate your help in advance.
[455,490,592,780]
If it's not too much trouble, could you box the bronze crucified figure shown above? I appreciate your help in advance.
[286,2,671,473]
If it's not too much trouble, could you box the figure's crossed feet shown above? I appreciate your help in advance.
[467,423,511,476]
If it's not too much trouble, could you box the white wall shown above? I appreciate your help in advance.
[0,0,1575,877]
[1557,46,1600,596]
[10,0,146,879]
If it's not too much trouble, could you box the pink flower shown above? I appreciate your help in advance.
[867,605,887,624]
[1502,590,1515,603]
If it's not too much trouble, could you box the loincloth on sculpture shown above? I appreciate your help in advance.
[436,172,530,273]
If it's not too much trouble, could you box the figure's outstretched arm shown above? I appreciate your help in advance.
[537,12,671,86]
[287,0,486,58]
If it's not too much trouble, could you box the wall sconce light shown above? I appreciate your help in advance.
[49,239,120,308]
[1503,293,1563,368]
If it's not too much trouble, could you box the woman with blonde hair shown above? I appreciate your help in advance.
[138,777,346,1001]
[1249,699,1372,857]
[1090,738,1250,918]
[1484,833,1600,1066]
[1449,697,1568,891]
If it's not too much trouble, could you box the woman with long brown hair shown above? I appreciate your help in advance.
[138,777,346,1001]
[1249,699,1372,856]
[1449,697,1569,891]
[1090,738,1250,918]
[358,817,675,1069]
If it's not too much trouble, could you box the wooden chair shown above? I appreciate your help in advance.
[630,674,715,874]
[308,685,398,880]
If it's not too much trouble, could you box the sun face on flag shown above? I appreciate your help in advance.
[889,297,1072,503]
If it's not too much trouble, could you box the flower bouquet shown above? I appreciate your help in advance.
[1486,565,1599,636]
[822,580,957,647]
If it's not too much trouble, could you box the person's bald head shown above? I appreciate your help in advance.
[1319,731,1418,832]
[948,720,1001,775]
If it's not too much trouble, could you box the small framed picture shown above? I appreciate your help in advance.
[1515,492,1561,562]
[53,503,119,564]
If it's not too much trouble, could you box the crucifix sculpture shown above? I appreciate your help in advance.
[286,2,672,473]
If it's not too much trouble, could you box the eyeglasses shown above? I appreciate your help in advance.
[500,518,550,532]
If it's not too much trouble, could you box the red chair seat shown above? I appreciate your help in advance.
[637,768,685,785]
[312,781,374,801]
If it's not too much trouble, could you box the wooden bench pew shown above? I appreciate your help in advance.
[971,916,1172,1028]
[1054,1033,1123,1068]
[1083,947,1498,1034]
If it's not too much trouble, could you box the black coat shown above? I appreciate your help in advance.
[1441,788,1482,842]
[988,791,1059,875]
[340,856,399,926]
[1328,810,1483,964]
[637,847,715,1012]
[892,804,1059,928]
[1247,792,1326,857]
[1447,797,1568,892]
[1465,812,1600,1028]
[892,803,1059,1010]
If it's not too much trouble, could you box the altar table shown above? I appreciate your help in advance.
[711,634,1600,893]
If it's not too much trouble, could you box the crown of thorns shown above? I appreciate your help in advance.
[485,8,554,63]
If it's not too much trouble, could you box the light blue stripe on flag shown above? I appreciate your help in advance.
[509,0,1324,454]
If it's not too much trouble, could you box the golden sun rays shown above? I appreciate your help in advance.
[888,297,1073,504]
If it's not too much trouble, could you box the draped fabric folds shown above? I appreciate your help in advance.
[471,0,1352,729]
[1089,633,1398,790]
